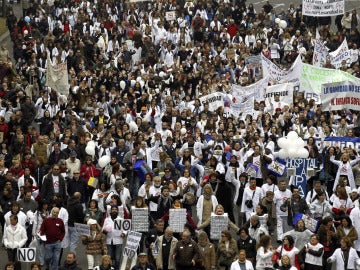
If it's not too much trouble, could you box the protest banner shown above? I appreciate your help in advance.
[18,248,36,262]
[169,209,187,232]
[302,0,344,17]
[321,81,360,111]
[329,38,353,69]
[262,54,302,86]
[264,83,294,107]
[131,207,149,232]
[323,137,360,152]
[199,92,225,111]
[165,11,176,21]
[75,222,90,236]
[245,55,262,78]
[229,90,255,118]
[210,213,228,240]
[46,56,70,96]
[121,231,143,270]
[286,158,317,197]
[300,63,360,103]
[312,38,328,67]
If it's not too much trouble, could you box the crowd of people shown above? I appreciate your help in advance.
[0,0,360,269]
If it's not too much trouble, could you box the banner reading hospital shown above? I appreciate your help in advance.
[321,81,360,111]
[302,0,344,17]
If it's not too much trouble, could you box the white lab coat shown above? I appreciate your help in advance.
[328,247,359,270]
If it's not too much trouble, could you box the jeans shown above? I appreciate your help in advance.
[36,239,45,265]
[45,241,61,270]
[68,226,79,254]
[87,254,102,269]
[107,244,122,270]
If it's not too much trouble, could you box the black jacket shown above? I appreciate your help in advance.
[67,196,85,227]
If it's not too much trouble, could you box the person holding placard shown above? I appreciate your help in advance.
[82,219,107,270]
[3,214,27,270]
[102,205,126,270]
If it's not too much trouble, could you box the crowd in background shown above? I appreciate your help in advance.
[0,0,360,269]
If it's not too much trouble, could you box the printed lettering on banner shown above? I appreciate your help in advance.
[169,209,187,232]
[210,213,228,240]
[300,64,360,103]
[264,83,294,108]
[312,39,328,67]
[75,222,90,236]
[18,248,36,262]
[286,158,317,198]
[302,0,344,17]
[321,81,360,111]
[262,54,302,86]
[46,56,70,96]
[131,207,149,232]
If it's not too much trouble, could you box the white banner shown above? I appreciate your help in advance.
[264,83,294,107]
[312,39,328,67]
[300,64,360,103]
[131,207,149,232]
[262,54,302,86]
[46,57,70,96]
[169,209,187,232]
[302,0,344,17]
[199,92,225,111]
[123,231,143,259]
[321,81,360,111]
[210,213,228,240]
[329,38,352,69]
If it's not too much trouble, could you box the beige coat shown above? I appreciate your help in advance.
[156,235,178,270]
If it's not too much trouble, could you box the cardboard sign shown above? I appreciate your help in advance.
[75,223,90,236]
[210,213,228,240]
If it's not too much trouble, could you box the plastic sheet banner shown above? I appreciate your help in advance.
[321,81,360,111]
[300,63,360,103]
[302,0,344,17]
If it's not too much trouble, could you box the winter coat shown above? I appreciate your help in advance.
[217,238,238,269]
[82,228,107,255]
[3,223,27,249]
[155,235,178,270]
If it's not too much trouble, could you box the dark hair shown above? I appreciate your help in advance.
[239,226,249,235]
[283,235,295,247]
[341,216,353,228]
[88,199,99,209]
[257,234,272,249]
[221,230,232,240]
[30,262,42,269]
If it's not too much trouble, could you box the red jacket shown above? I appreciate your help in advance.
[40,216,65,244]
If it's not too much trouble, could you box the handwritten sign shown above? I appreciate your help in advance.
[75,223,90,236]
[131,207,149,232]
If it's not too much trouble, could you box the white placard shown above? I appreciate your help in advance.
[114,219,132,232]
[301,215,318,232]
[166,11,176,21]
[169,208,187,232]
[210,213,228,240]
[74,223,90,236]
[123,231,143,259]
[131,207,149,232]
[18,248,36,262]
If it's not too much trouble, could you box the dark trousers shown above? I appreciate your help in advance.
[7,248,21,270]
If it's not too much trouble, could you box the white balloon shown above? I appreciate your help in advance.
[120,80,126,90]
[85,145,95,156]
[275,18,281,24]
[180,128,187,135]
[87,140,96,148]
[136,76,142,82]
[288,147,298,158]
[279,20,287,29]
[98,155,111,168]
[277,137,287,149]
[139,80,145,88]
[294,137,305,148]
[287,131,299,141]
[130,80,136,87]
[278,149,288,159]
[298,148,309,158]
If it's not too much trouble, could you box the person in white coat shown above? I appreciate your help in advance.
[241,177,263,221]
[3,215,28,268]
[256,235,275,270]
[330,153,360,191]
[230,249,254,270]
[327,236,359,270]
[350,203,360,254]
[196,184,218,234]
